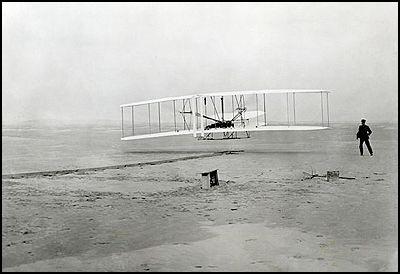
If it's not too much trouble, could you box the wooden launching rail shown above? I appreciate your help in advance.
[2,150,243,180]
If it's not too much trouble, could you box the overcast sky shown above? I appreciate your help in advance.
[2,2,398,124]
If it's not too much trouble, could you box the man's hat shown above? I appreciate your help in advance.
[361,119,366,123]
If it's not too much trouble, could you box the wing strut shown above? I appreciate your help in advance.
[263,93,267,126]
[173,100,177,131]
[286,93,289,125]
[221,96,224,121]
[256,94,259,127]
[293,92,296,125]
[326,93,330,127]
[191,98,196,137]
[200,96,205,137]
[132,106,135,136]
[121,107,124,138]
[158,102,161,132]
[320,91,324,126]
[148,103,151,133]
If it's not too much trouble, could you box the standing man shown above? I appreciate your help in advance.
[356,119,373,156]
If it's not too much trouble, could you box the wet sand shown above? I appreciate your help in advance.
[2,149,398,272]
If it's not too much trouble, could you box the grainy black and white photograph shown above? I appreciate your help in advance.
[2,2,398,272]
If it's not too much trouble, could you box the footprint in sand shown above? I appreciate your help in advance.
[94,242,110,245]
[250,260,266,264]
[373,172,386,175]
[173,242,189,245]
[140,263,150,271]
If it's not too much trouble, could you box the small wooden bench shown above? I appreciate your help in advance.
[201,169,219,189]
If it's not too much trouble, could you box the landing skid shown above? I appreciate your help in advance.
[197,131,251,140]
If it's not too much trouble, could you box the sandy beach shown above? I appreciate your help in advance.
[2,126,398,271]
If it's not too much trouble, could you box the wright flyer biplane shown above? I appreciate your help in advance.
[120,89,331,141]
